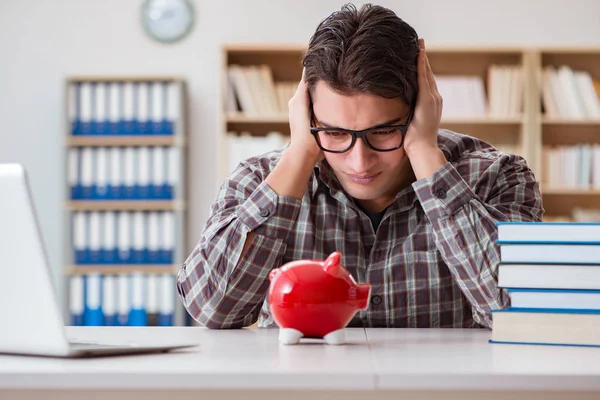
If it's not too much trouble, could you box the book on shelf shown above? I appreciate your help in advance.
[227,65,296,116]
[226,63,524,119]
[436,65,524,119]
[72,211,175,265]
[226,131,288,174]
[69,272,175,327]
[68,146,180,200]
[69,80,181,136]
[541,65,600,120]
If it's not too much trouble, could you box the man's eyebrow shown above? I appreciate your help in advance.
[316,115,404,130]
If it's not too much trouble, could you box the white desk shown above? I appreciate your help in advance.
[1,327,600,400]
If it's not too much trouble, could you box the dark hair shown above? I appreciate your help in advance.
[303,3,420,107]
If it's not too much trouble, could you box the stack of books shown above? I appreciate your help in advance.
[491,221,600,347]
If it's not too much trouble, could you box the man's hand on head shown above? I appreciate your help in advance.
[287,68,324,167]
[403,38,447,180]
[264,69,324,200]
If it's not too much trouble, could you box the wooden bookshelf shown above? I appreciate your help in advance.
[531,47,600,220]
[220,44,600,221]
[64,76,189,326]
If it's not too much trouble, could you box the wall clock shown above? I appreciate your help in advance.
[141,0,195,44]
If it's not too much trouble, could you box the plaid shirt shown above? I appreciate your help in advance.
[177,129,543,329]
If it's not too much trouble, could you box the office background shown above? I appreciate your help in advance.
[1,0,600,315]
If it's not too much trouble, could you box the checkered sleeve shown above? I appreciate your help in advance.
[413,153,543,328]
[176,161,302,328]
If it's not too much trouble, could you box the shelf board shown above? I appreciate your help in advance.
[440,116,524,124]
[226,112,524,125]
[542,188,600,195]
[67,136,184,147]
[226,113,289,123]
[67,265,178,275]
[542,117,600,125]
[222,43,528,53]
[66,200,183,211]
[67,76,183,83]
[223,43,307,53]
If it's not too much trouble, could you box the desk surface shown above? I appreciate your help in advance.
[1,327,600,391]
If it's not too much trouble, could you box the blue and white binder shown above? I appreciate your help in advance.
[79,83,93,135]
[80,147,94,199]
[151,82,167,134]
[108,147,123,199]
[122,82,136,135]
[137,82,150,135]
[166,82,179,135]
[167,147,179,199]
[102,275,117,326]
[146,274,159,326]
[147,212,160,263]
[88,212,102,264]
[93,83,108,135]
[132,212,147,264]
[160,212,174,264]
[137,147,151,199]
[151,147,167,199]
[158,274,174,326]
[84,273,103,326]
[69,275,84,326]
[69,148,81,199]
[129,273,147,326]
[69,82,79,135]
[102,212,117,264]
[73,212,88,264]
[117,274,130,326]
[94,147,109,199]
[118,212,132,264]
[108,82,121,135]
[123,147,136,199]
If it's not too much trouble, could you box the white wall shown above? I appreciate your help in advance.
[1,0,600,310]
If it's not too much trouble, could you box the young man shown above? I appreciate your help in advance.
[177,4,543,330]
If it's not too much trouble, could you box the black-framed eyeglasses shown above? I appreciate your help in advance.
[309,107,414,153]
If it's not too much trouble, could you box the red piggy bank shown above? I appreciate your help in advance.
[268,251,371,345]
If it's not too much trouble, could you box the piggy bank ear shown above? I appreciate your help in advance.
[269,268,281,281]
[323,251,342,276]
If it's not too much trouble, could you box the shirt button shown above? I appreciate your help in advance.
[259,208,270,217]
[435,188,447,199]
[371,295,382,305]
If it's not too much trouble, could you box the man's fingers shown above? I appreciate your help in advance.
[424,46,439,96]
[417,39,430,98]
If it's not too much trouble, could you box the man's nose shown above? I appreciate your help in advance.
[347,138,375,170]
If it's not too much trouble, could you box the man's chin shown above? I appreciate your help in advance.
[341,182,382,201]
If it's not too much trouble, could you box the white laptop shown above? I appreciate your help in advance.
[0,163,197,358]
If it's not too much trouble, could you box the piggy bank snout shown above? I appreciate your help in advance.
[353,283,372,310]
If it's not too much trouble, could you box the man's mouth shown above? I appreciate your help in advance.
[346,172,380,184]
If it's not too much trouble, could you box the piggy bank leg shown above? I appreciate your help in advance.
[323,328,345,345]
[279,328,303,345]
